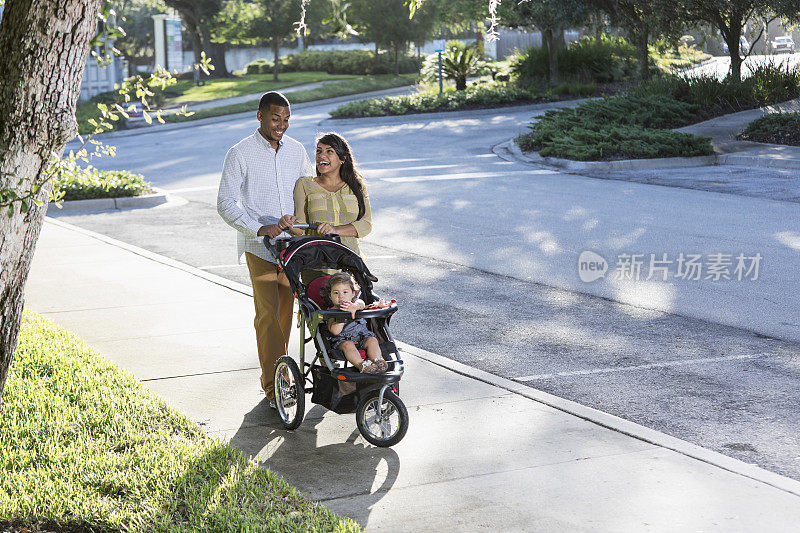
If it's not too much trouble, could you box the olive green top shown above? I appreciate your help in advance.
[293,176,372,256]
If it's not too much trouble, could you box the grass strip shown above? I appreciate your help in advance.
[169,71,356,103]
[330,81,553,118]
[0,311,360,532]
[739,112,800,146]
[164,74,417,124]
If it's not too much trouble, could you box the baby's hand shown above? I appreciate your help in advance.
[339,300,362,319]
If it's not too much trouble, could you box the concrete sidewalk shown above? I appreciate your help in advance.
[25,218,800,532]
[679,97,800,170]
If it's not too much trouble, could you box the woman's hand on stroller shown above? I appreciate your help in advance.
[316,222,335,235]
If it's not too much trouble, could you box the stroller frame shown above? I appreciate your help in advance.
[266,225,408,447]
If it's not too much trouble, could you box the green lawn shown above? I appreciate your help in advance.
[169,71,355,104]
[0,311,360,532]
[165,74,417,124]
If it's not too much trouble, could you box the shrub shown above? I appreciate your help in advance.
[509,34,639,84]
[515,57,800,161]
[50,160,152,201]
[421,41,482,90]
[548,81,597,97]
[635,62,800,117]
[331,81,540,117]
[532,94,701,140]
[244,50,423,76]
[739,112,800,146]
[746,61,800,106]
[517,92,712,160]
[536,124,713,161]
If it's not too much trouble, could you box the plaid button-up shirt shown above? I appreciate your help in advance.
[218,130,314,263]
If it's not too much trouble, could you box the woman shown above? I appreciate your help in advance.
[293,132,372,284]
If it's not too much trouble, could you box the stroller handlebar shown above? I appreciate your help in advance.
[267,223,318,247]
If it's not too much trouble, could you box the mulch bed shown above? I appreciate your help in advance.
[738,130,800,147]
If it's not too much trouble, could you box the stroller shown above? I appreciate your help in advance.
[265,224,408,447]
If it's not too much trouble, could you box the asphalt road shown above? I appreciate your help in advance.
[54,95,800,481]
[685,52,800,78]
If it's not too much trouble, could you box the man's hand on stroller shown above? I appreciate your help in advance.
[339,299,365,319]
[261,215,296,238]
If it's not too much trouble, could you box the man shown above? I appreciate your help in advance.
[217,91,314,407]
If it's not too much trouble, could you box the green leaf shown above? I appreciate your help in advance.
[7,204,14,217]
[142,110,152,124]
[21,199,29,213]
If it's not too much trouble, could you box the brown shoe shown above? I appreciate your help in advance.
[373,357,388,373]
[361,360,381,374]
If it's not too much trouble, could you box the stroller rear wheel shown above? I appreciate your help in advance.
[274,356,305,430]
[356,389,408,447]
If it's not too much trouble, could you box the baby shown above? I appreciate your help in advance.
[323,272,388,374]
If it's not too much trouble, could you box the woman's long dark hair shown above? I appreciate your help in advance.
[316,132,366,220]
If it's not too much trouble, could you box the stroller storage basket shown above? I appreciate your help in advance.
[311,365,359,414]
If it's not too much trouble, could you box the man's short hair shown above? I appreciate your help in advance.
[259,91,290,111]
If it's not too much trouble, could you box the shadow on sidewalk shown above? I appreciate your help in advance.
[228,398,400,523]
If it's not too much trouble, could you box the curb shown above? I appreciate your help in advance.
[398,341,800,499]
[44,216,800,500]
[502,139,717,171]
[500,139,800,173]
[47,189,169,213]
[718,152,800,170]
[44,217,252,297]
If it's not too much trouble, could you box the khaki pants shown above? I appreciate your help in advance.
[245,252,293,399]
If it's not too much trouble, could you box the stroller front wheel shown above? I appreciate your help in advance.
[356,389,408,447]
[274,356,305,430]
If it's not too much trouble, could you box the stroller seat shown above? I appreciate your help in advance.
[305,274,366,361]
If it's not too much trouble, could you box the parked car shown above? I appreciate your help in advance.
[771,36,796,54]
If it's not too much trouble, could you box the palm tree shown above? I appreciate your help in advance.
[423,40,482,90]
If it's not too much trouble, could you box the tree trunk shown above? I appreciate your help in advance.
[554,28,566,48]
[394,45,400,76]
[199,24,228,77]
[594,13,603,43]
[273,40,280,81]
[725,26,743,81]
[637,29,650,80]
[183,17,203,66]
[475,21,485,56]
[374,42,380,70]
[0,0,104,403]
[543,27,558,84]
[728,42,743,80]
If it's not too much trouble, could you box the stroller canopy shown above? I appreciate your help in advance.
[279,236,378,304]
